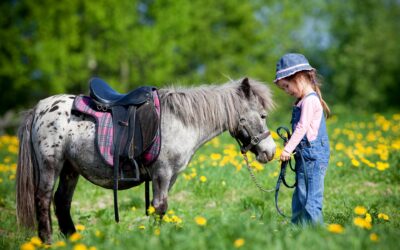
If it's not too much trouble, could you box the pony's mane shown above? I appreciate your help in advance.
[158,78,274,131]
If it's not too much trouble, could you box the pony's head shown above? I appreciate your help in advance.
[230,78,276,163]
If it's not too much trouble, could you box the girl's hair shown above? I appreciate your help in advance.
[287,69,331,118]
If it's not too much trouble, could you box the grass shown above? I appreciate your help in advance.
[0,112,399,250]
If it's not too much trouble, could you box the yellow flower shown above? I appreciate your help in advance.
[20,242,35,250]
[30,237,42,246]
[131,206,137,211]
[376,162,389,171]
[75,224,85,231]
[73,243,87,250]
[378,213,389,221]
[200,176,207,182]
[234,238,245,248]
[351,158,360,167]
[69,232,82,242]
[154,228,161,236]
[89,247,97,250]
[365,213,372,223]
[138,225,145,230]
[327,224,344,234]
[210,153,222,160]
[54,241,66,247]
[95,230,102,238]
[353,217,372,229]
[354,206,367,215]
[370,233,379,242]
[147,205,155,215]
[194,216,207,226]
[336,161,343,167]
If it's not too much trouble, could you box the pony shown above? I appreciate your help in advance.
[16,77,276,243]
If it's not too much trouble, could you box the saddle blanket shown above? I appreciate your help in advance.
[72,92,161,166]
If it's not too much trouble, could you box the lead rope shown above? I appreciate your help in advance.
[241,152,274,193]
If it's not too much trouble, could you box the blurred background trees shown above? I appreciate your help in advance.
[1,0,399,118]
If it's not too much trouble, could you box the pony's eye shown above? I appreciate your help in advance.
[261,114,267,119]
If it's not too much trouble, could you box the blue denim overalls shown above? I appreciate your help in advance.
[291,92,330,225]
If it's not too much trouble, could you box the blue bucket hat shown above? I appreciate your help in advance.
[274,53,314,83]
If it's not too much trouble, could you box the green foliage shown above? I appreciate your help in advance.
[0,0,399,115]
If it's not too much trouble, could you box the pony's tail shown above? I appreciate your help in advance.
[16,108,37,229]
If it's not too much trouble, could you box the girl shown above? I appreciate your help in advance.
[274,53,330,225]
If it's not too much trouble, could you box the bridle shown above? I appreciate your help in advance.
[233,117,271,154]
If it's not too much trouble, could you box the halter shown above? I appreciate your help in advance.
[233,117,271,154]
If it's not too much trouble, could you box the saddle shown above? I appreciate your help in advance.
[87,77,161,222]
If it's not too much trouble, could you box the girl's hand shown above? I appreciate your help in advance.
[280,150,291,162]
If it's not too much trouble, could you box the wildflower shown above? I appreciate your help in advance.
[234,238,245,248]
[154,228,161,236]
[69,232,82,242]
[95,230,102,238]
[378,213,389,221]
[30,237,42,246]
[147,205,155,215]
[162,215,171,223]
[73,243,87,250]
[131,206,136,211]
[351,159,360,167]
[88,247,97,250]
[365,213,372,223]
[336,161,343,167]
[327,224,344,234]
[20,242,35,250]
[376,162,389,171]
[200,176,207,183]
[138,225,145,230]
[354,206,367,215]
[54,241,66,247]
[210,153,222,160]
[194,216,207,226]
[370,233,379,242]
[353,217,372,229]
[75,224,85,231]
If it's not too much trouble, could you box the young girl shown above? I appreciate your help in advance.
[274,53,330,225]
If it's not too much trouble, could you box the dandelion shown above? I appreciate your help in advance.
[73,243,87,250]
[200,176,207,183]
[378,213,389,221]
[30,237,42,246]
[194,216,207,226]
[336,161,343,167]
[69,232,82,242]
[95,230,102,238]
[327,224,344,234]
[351,159,360,167]
[354,206,367,215]
[54,241,66,247]
[376,162,389,171]
[75,224,85,231]
[370,233,379,242]
[131,206,136,211]
[154,228,161,236]
[138,225,145,230]
[88,247,97,250]
[365,213,372,223]
[20,242,35,250]
[353,217,372,229]
[210,153,222,160]
[234,238,245,248]
[147,205,155,215]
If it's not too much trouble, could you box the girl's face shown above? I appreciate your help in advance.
[276,78,303,98]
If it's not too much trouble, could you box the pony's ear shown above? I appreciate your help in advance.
[240,77,251,98]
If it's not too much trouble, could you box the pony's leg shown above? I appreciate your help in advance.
[35,157,61,243]
[54,160,79,236]
[152,164,173,215]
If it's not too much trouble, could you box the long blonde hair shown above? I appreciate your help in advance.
[287,69,331,118]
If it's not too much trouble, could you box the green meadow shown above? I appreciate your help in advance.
[0,112,399,250]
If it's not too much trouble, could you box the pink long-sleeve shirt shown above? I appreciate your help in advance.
[284,93,323,154]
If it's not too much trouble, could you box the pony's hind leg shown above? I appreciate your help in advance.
[54,160,79,236]
[35,157,61,243]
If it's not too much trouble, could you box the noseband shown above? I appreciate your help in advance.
[233,117,271,154]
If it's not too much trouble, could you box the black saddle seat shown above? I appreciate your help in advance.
[89,77,154,107]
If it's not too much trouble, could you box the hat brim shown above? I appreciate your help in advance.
[274,65,314,83]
